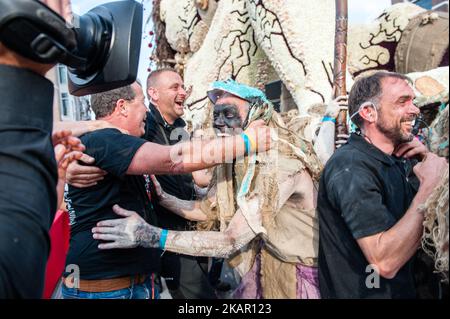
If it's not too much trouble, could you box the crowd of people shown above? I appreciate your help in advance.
[0,0,447,300]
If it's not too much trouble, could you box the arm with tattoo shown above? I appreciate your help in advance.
[93,205,161,249]
[164,208,257,258]
[93,204,260,258]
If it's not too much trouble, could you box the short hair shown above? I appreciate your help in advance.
[146,67,178,89]
[348,71,412,128]
[90,84,138,119]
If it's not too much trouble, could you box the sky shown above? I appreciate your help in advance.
[348,0,392,24]
[71,0,392,87]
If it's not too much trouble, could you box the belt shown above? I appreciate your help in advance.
[62,274,148,293]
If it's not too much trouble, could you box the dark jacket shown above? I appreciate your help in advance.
[143,104,197,230]
[318,133,419,298]
[0,64,57,298]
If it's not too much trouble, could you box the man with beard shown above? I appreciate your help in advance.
[92,79,325,298]
[317,71,448,299]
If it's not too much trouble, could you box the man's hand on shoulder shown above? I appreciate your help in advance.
[66,153,107,188]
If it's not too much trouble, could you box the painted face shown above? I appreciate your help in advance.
[376,77,419,147]
[213,95,250,134]
[213,104,243,133]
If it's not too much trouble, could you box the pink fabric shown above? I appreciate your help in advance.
[233,252,320,299]
[233,253,262,299]
[296,263,320,299]
[43,210,70,299]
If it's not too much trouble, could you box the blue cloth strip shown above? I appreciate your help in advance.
[241,133,251,155]
[159,229,168,250]
[322,116,336,123]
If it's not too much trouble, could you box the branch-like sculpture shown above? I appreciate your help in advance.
[333,0,348,139]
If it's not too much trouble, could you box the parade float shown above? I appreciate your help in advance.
[147,0,449,284]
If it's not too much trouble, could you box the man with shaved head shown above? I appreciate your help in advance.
[146,68,187,126]
[144,68,216,299]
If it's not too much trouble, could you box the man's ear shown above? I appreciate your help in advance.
[147,87,158,102]
[115,99,128,117]
[359,106,375,123]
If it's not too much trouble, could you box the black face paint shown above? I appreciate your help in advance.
[213,104,243,133]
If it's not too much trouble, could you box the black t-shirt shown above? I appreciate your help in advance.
[318,133,419,299]
[64,129,160,280]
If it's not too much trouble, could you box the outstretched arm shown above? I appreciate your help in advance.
[92,200,261,258]
[164,206,257,257]
[151,175,207,222]
[126,120,271,175]
[159,195,207,222]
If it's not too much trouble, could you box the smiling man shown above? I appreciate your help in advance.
[62,81,159,300]
[144,69,217,299]
[317,71,448,299]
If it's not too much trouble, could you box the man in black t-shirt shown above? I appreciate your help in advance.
[317,71,447,298]
[62,82,160,299]
[61,81,272,299]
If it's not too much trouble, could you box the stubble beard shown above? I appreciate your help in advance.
[376,114,414,148]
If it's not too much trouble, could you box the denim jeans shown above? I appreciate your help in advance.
[61,276,160,299]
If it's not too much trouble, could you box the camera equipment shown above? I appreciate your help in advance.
[0,0,142,96]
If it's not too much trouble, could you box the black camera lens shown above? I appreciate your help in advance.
[67,12,112,77]
[0,0,143,96]
[68,1,143,96]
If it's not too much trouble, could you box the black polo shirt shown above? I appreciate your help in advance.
[143,105,196,231]
[64,129,160,280]
[318,133,420,299]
